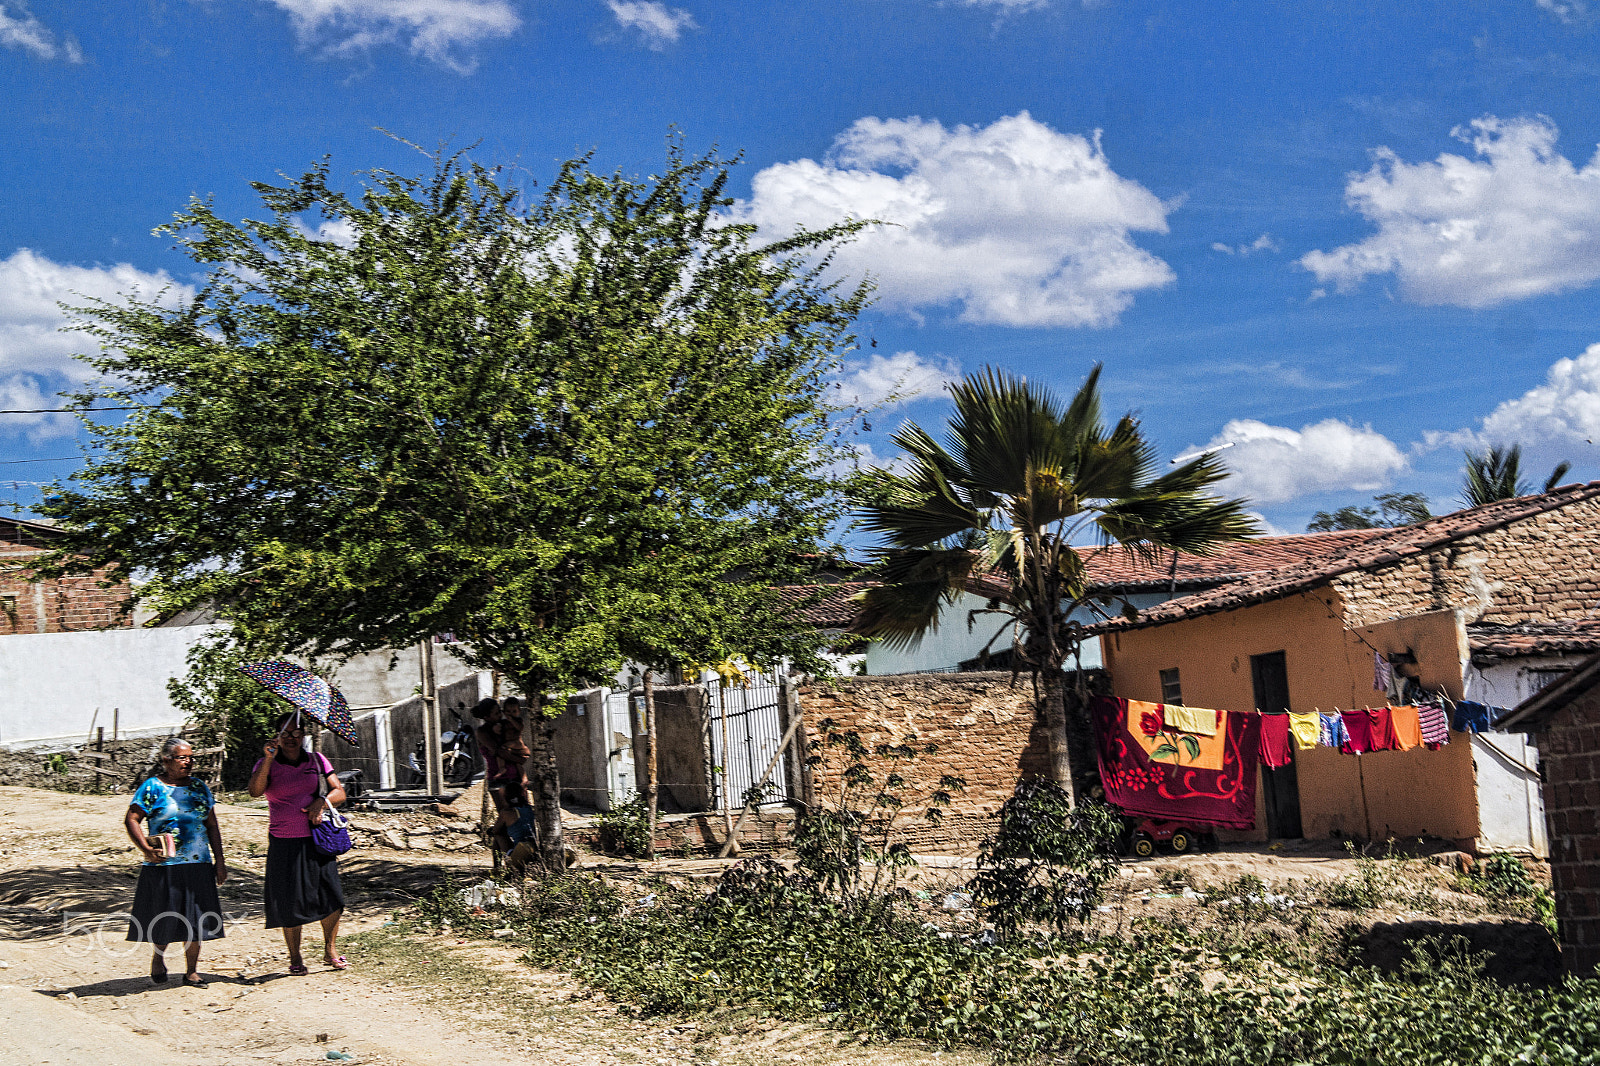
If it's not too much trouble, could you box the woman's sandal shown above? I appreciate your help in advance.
[288,962,309,976]
[182,975,208,989]
[324,955,349,970]
[150,959,168,984]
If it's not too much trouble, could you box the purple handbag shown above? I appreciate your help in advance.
[310,754,352,858]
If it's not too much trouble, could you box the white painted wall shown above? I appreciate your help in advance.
[1467,655,1584,857]
[865,589,1176,676]
[0,625,223,746]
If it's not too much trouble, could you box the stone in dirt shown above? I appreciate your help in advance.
[379,829,408,850]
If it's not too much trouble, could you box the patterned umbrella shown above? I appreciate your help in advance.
[238,660,360,746]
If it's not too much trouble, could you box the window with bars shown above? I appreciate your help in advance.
[1159,667,1183,705]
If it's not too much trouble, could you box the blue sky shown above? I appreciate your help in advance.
[3,0,1600,534]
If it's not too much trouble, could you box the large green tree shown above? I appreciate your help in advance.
[853,366,1258,802]
[40,144,866,869]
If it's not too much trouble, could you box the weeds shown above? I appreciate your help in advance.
[595,795,651,858]
[414,863,1600,1066]
[1458,854,1558,936]
[1320,841,1399,909]
[968,783,1121,941]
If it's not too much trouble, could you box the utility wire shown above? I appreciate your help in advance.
[0,456,82,464]
[0,407,140,413]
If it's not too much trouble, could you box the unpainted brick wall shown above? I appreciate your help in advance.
[0,522,129,633]
[798,671,1050,849]
[1540,688,1600,977]
[1333,496,1600,629]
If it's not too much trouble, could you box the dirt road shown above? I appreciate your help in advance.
[0,785,977,1066]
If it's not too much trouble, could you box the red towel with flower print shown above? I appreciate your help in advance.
[1092,696,1262,830]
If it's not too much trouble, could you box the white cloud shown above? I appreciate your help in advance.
[1474,342,1600,447]
[293,215,358,246]
[261,0,519,72]
[1211,233,1278,256]
[1301,116,1600,308]
[1202,418,1408,504]
[0,248,191,382]
[0,4,82,62]
[604,0,695,48]
[733,111,1175,328]
[1534,0,1588,23]
[835,351,958,409]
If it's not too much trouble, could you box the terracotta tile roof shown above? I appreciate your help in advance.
[1074,528,1389,589]
[1469,620,1600,662]
[771,582,874,629]
[1095,481,1600,633]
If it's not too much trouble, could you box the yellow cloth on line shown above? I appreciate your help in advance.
[1289,712,1321,751]
[1164,704,1218,736]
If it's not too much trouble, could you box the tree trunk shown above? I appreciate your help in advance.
[643,669,658,862]
[525,696,566,873]
[1040,668,1078,805]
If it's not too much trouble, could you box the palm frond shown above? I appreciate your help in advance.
[852,548,980,648]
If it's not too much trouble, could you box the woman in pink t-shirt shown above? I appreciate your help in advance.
[249,713,348,975]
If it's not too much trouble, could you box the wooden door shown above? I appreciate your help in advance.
[1251,651,1303,839]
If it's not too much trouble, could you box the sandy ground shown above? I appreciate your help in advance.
[0,785,986,1066]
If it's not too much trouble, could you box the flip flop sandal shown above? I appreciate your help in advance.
[288,963,309,976]
[183,976,208,989]
[150,961,168,984]
[325,956,349,970]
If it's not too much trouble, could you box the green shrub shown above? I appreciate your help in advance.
[595,795,651,858]
[967,783,1121,941]
[415,863,1600,1066]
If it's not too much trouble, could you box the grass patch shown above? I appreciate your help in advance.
[416,861,1600,1066]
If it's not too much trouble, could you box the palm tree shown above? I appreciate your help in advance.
[1462,444,1572,508]
[853,366,1258,803]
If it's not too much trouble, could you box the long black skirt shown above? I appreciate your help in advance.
[126,862,226,944]
[264,835,345,929]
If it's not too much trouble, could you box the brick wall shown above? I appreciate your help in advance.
[1334,495,1600,629]
[797,671,1050,849]
[0,521,129,633]
[1540,686,1600,977]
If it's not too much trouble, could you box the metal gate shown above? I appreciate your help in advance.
[709,673,790,809]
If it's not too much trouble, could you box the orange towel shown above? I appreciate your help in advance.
[1390,705,1422,751]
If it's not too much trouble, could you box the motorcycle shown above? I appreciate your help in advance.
[406,707,480,787]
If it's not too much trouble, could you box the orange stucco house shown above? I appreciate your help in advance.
[1095,482,1600,853]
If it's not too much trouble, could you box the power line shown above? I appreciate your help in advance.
[0,407,139,414]
[0,456,82,464]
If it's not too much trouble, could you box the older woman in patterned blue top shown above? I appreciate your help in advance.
[124,737,229,987]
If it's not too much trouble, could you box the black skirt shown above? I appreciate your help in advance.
[126,862,226,943]
[264,835,345,928]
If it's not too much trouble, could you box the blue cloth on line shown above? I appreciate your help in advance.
[1319,712,1348,748]
[1452,700,1493,733]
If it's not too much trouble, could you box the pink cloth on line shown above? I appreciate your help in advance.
[251,751,332,838]
[1258,714,1293,769]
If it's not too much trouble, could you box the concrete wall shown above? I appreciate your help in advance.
[1101,595,1482,845]
[0,624,223,746]
[1538,685,1600,976]
[798,671,1048,848]
[551,690,610,810]
[324,642,479,710]
[1469,656,1575,856]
